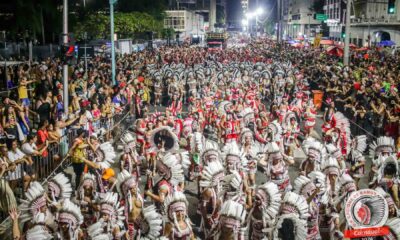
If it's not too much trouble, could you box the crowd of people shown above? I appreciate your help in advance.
[0,37,398,240]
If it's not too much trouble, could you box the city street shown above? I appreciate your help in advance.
[0,0,399,239]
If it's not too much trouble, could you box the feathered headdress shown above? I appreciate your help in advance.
[78,173,97,202]
[20,181,47,224]
[48,173,73,202]
[273,213,308,240]
[267,121,283,142]
[385,218,400,240]
[335,174,357,201]
[95,142,117,169]
[293,175,316,199]
[321,156,340,176]
[333,112,351,155]
[222,171,243,198]
[325,143,342,160]
[255,182,281,220]
[302,137,326,164]
[164,191,189,222]
[26,225,53,240]
[99,192,125,228]
[174,151,191,171]
[308,171,330,205]
[149,126,180,153]
[369,136,395,159]
[280,192,310,220]
[190,132,204,153]
[377,155,399,183]
[116,170,137,197]
[140,205,163,240]
[157,153,184,186]
[200,141,221,165]
[199,161,225,188]
[58,199,84,239]
[351,135,367,154]
[87,220,109,240]
[239,128,253,145]
[222,142,247,171]
[219,200,247,230]
[239,108,255,126]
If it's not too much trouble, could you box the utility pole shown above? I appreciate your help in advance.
[110,0,117,85]
[63,0,69,115]
[277,0,281,42]
[343,0,352,66]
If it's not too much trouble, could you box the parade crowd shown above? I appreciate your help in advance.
[0,38,399,239]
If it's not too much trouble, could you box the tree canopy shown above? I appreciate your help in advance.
[74,12,165,40]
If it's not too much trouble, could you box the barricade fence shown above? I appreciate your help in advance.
[0,101,133,233]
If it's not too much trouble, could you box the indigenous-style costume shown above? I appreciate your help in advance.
[264,142,291,193]
[164,191,193,240]
[249,182,281,240]
[199,161,225,238]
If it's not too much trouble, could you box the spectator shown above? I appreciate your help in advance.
[6,140,31,191]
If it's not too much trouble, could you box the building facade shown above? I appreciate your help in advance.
[351,0,400,46]
[324,0,344,41]
[282,0,323,40]
[324,0,400,46]
[164,10,205,41]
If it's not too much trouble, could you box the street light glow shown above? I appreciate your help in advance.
[242,19,248,26]
[256,8,264,15]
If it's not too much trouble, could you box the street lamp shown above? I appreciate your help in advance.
[255,8,264,37]
[110,0,117,85]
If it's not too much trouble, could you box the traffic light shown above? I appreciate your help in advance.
[388,0,396,14]
[59,33,77,64]
[341,26,346,38]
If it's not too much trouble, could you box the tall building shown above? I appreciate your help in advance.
[324,0,344,42]
[167,0,227,30]
[282,0,323,39]
[164,10,205,40]
[350,0,400,46]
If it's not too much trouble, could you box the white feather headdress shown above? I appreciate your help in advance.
[385,218,400,240]
[48,172,73,201]
[256,182,281,220]
[20,181,47,224]
[220,200,246,224]
[222,142,247,170]
[302,137,326,164]
[159,153,184,186]
[99,192,125,228]
[116,170,137,196]
[141,205,163,239]
[26,225,53,240]
[293,175,316,198]
[308,171,330,205]
[369,136,395,159]
[200,161,225,188]
[58,199,84,233]
[273,213,307,240]
[267,121,283,142]
[280,192,310,220]
[96,142,117,169]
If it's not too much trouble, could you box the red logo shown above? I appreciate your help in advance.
[344,226,390,238]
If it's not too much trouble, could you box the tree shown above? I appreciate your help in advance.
[73,12,164,40]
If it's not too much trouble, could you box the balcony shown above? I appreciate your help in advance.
[350,17,400,26]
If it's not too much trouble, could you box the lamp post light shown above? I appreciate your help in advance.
[110,0,117,85]
[255,8,264,36]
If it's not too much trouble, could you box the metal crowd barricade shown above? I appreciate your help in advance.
[0,102,133,233]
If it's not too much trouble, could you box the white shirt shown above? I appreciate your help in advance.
[22,142,37,156]
[7,149,25,181]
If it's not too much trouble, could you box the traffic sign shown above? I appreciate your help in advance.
[316,14,328,21]
[78,46,94,59]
